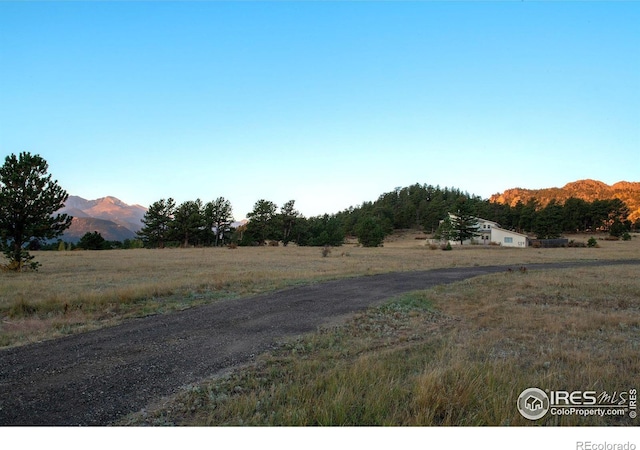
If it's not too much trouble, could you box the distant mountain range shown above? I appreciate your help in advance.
[58,196,147,243]
[490,179,640,222]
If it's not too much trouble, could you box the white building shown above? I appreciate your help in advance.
[446,214,529,248]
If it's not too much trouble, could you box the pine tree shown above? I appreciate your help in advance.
[137,198,176,248]
[449,199,479,245]
[78,231,107,250]
[434,215,456,242]
[203,197,233,247]
[245,199,278,245]
[279,200,300,246]
[450,212,479,245]
[172,199,204,247]
[0,152,72,270]
[355,215,386,247]
[533,200,563,239]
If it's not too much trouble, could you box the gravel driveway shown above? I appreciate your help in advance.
[1,260,638,426]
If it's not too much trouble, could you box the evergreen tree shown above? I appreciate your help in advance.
[519,199,538,232]
[138,198,175,248]
[450,200,479,245]
[279,200,300,246]
[533,200,563,239]
[450,213,479,245]
[296,215,345,247]
[245,199,278,245]
[203,197,233,246]
[434,215,456,242]
[609,219,628,238]
[355,215,386,247]
[78,231,108,250]
[0,152,72,270]
[562,197,589,232]
[605,199,630,231]
[172,199,204,247]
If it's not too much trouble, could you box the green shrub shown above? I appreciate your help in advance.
[587,237,598,248]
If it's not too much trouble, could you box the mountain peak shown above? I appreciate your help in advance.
[58,195,148,242]
[99,196,121,204]
[563,179,609,190]
[490,179,640,222]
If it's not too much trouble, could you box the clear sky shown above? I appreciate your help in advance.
[1,1,638,220]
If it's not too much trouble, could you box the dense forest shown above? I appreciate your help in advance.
[129,183,637,249]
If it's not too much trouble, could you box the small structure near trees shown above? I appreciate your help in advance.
[435,213,529,248]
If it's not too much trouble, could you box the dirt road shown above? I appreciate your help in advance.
[1,260,638,426]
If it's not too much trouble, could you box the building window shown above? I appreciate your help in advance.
[504,237,513,244]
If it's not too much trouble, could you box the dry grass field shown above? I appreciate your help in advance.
[121,248,640,426]
[1,233,638,348]
[2,232,639,426]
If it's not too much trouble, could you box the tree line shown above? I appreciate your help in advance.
[137,183,637,249]
[2,151,637,271]
[136,198,346,248]
[37,232,144,251]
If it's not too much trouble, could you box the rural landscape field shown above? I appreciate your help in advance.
[2,2,639,438]
[2,232,638,426]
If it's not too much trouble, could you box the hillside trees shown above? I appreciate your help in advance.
[335,184,487,235]
[603,199,630,230]
[533,200,564,239]
[562,197,590,232]
[333,183,636,241]
[296,214,345,247]
[0,152,72,270]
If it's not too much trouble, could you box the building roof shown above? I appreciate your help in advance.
[447,213,528,239]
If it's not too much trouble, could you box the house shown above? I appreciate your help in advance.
[525,395,543,412]
[444,214,529,248]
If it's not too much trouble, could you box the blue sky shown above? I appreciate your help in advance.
[1,1,638,219]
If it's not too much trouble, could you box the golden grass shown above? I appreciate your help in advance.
[1,233,638,349]
[125,263,639,426]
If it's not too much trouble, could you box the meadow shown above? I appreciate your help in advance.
[123,262,639,426]
[1,232,637,348]
[2,233,639,425]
